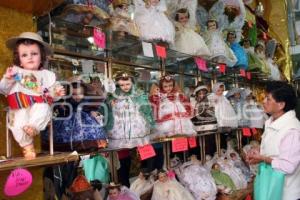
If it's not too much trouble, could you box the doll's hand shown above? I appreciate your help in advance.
[4,67,17,79]
[55,85,66,97]
[111,99,117,107]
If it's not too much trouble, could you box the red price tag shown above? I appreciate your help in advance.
[188,137,197,148]
[93,28,106,49]
[242,128,252,137]
[240,69,246,77]
[251,128,257,135]
[245,194,252,200]
[219,63,226,74]
[137,144,156,160]
[172,138,188,152]
[155,45,167,58]
[195,57,208,72]
[246,72,251,80]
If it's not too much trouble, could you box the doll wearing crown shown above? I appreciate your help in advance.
[109,0,140,37]
[105,72,155,149]
[149,75,196,139]
[134,0,175,43]
[172,8,211,57]
[0,32,65,159]
[203,19,237,66]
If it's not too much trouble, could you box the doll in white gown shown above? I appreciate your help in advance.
[208,82,238,129]
[175,157,217,200]
[149,75,196,139]
[173,8,211,57]
[203,19,237,66]
[151,170,194,200]
[134,0,175,43]
[130,169,154,197]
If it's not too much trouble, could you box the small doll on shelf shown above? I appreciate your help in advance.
[134,0,175,44]
[149,75,196,139]
[203,19,237,66]
[151,169,194,200]
[130,168,154,198]
[172,8,211,57]
[109,0,140,37]
[105,72,155,149]
[49,81,108,152]
[107,182,139,200]
[208,82,238,129]
[211,163,236,194]
[226,88,250,127]
[0,32,65,159]
[191,85,218,132]
[226,31,248,69]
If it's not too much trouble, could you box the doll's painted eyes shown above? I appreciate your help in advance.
[21,52,39,58]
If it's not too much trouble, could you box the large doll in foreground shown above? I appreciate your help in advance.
[105,72,155,149]
[0,32,65,159]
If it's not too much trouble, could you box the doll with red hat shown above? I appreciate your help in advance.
[0,32,65,159]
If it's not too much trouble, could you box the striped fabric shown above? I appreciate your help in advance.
[7,92,52,110]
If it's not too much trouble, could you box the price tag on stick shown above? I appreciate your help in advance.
[155,45,167,58]
[242,128,252,137]
[172,138,188,152]
[93,28,106,49]
[137,144,156,160]
[188,137,197,148]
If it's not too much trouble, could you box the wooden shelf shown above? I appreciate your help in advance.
[0,152,79,172]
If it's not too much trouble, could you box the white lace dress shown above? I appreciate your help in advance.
[176,161,217,200]
[173,23,211,57]
[108,96,151,149]
[134,0,175,43]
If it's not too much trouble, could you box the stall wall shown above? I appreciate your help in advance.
[0,6,43,200]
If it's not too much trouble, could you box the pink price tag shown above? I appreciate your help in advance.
[246,72,251,80]
[137,144,156,160]
[240,69,246,77]
[219,64,226,74]
[155,45,167,58]
[242,128,252,137]
[172,138,188,152]
[93,28,106,49]
[194,57,208,72]
[188,137,197,148]
[4,168,33,197]
[251,128,257,135]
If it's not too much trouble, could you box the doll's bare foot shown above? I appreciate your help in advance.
[22,144,36,159]
[23,125,39,137]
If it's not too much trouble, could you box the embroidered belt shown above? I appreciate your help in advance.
[7,92,53,109]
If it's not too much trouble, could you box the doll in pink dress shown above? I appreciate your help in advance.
[149,75,196,139]
[0,32,65,159]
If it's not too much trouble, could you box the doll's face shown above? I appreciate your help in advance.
[149,0,160,6]
[215,85,224,96]
[243,40,251,49]
[162,81,174,94]
[255,45,265,54]
[212,163,220,170]
[118,79,133,93]
[18,43,41,70]
[72,87,85,102]
[197,90,207,101]
[207,21,217,31]
[158,172,168,183]
[227,33,236,44]
[177,12,189,25]
[108,188,120,200]
[234,92,241,99]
